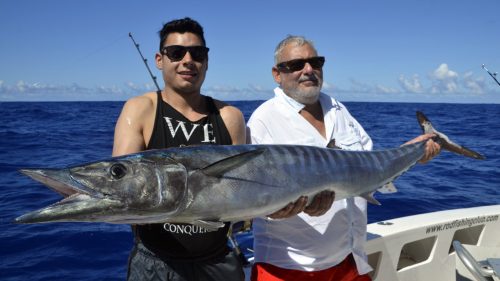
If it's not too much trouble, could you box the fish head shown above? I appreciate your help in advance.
[69,153,189,209]
[15,152,189,224]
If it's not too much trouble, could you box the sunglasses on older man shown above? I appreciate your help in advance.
[161,45,210,62]
[276,56,325,72]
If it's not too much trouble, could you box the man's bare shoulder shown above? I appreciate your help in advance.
[212,99,246,144]
[212,99,243,118]
[124,92,156,109]
[121,92,157,116]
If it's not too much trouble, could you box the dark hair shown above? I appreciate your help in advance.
[158,17,206,51]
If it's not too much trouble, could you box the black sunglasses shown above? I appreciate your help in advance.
[161,45,209,62]
[276,56,325,72]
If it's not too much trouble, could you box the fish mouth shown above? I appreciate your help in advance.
[19,168,89,197]
[15,168,123,224]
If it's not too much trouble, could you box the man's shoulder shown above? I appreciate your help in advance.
[119,92,157,121]
[211,98,243,117]
[211,98,246,144]
[123,92,156,110]
[251,97,286,119]
[320,93,347,109]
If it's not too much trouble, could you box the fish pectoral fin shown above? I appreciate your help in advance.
[377,182,398,194]
[360,192,381,205]
[191,220,226,231]
[200,148,266,177]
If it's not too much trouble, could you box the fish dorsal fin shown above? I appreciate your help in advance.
[361,192,381,205]
[327,139,341,149]
[201,148,266,177]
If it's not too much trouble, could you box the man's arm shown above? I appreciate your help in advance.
[218,103,246,145]
[403,133,441,163]
[112,95,154,157]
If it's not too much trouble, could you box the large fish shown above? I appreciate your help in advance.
[14,112,484,228]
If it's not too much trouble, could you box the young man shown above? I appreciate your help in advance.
[247,35,440,281]
[112,18,246,281]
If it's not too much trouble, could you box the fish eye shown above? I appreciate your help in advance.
[110,163,127,179]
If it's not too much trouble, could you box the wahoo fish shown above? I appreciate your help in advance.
[15,112,484,228]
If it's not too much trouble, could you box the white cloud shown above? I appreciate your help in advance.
[462,71,485,95]
[375,84,399,94]
[249,84,265,92]
[203,84,272,101]
[0,80,275,101]
[398,74,424,93]
[125,82,160,93]
[0,80,136,101]
[396,63,495,98]
[429,63,459,94]
[349,79,372,93]
[2,64,498,102]
[432,63,458,80]
[126,82,142,91]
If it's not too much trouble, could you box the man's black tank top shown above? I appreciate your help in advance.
[134,91,233,262]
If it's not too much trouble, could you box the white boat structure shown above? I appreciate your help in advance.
[236,205,500,281]
[364,205,500,281]
[238,205,500,281]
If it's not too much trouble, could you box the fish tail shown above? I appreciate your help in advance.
[416,111,485,160]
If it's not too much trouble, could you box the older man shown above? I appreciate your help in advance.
[247,35,439,281]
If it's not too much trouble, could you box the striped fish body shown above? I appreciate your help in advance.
[174,143,426,222]
[15,111,484,225]
[15,143,426,225]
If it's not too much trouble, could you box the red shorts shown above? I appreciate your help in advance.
[250,254,372,281]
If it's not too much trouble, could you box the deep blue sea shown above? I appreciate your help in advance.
[0,101,499,280]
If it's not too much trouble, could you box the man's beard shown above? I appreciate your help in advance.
[286,76,322,105]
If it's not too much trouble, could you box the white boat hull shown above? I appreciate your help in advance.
[365,205,500,281]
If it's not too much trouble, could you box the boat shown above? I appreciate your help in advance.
[234,204,500,281]
[365,205,500,281]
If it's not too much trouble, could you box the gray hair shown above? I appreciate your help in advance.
[274,35,317,65]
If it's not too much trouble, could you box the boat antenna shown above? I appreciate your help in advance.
[129,32,161,92]
[481,64,500,87]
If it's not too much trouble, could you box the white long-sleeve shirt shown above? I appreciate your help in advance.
[247,87,373,274]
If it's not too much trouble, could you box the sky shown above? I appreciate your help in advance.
[1,0,499,103]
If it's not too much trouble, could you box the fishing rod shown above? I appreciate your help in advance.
[481,64,500,87]
[128,32,161,92]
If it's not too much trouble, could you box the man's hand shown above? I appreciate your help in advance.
[403,133,441,163]
[267,196,308,219]
[304,191,335,216]
[267,191,335,219]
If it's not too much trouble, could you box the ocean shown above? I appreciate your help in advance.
[0,101,499,280]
